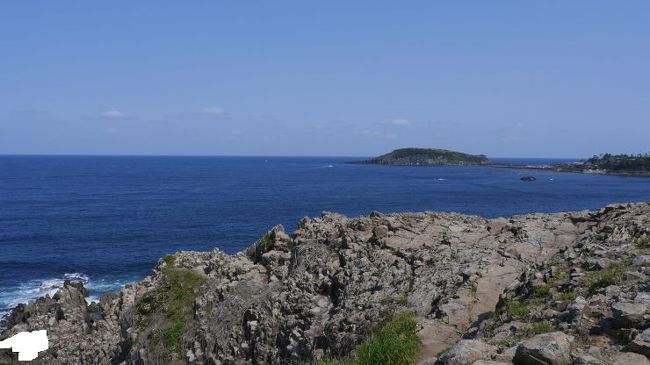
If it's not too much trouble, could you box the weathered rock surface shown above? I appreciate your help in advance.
[436,339,498,365]
[512,332,573,365]
[1,202,649,364]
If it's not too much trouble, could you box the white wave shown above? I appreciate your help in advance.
[436,178,446,181]
[0,273,131,319]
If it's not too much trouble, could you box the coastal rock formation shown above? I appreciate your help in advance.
[1,203,649,364]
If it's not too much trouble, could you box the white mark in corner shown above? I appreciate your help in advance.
[0,330,49,361]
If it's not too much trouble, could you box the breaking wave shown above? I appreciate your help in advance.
[0,273,131,319]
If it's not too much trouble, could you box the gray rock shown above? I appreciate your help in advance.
[633,255,649,266]
[3,203,650,364]
[611,301,647,328]
[437,339,498,365]
[512,332,574,365]
[635,292,650,306]
[572,354,605,365]
[611,352,650,365]
[627,327,650,357]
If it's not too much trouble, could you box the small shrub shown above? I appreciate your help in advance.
[635,236,649,249]
[587,262,627,295]
[135,261,206,354]
[162,254,175,266]
[397,293,409,306]
[319,312,420,365]
[559,290,577,301]
[505,300,529,318]
[261,232,274,250]
[532,285,550,299]
[548,268,568,285]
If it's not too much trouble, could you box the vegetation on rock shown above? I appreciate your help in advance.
[136,255,206,357]
[319,312,420,365]
[586,153,650,172]
[356,148,488,166]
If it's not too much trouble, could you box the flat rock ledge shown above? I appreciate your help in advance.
[1,202,649,365]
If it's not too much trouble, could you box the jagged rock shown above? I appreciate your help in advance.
[436,339,498,365]
[627,327,650,357]
[0,350,18,365]
[611,301,647,329]
[512,332,574,365]
[2,203,650,364]
[567,296,588,319]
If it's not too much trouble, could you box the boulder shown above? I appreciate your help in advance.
[512,332,574,365]
[436,339,498,365]
[627,327,650,357]
[610,301,646,328]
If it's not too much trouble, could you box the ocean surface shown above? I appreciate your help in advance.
[1,155,650,317]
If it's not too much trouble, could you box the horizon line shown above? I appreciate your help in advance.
[0,153,584,160]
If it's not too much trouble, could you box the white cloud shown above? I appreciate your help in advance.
[202,106,225,115]
[102,110,125,118]
[390,118,410,126]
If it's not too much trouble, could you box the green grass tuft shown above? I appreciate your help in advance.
[319,312,420,365]
[162,254,176,266]
[635,236,649,249]
[532,285,550,298]
[505,300,529,318]
[136,258,206,354]
[586,261,628,295]
[559,290,577,301]
[548,267,569,285]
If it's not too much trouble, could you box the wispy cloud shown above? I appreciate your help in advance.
[102,110,125,118]
[202,106,225,115]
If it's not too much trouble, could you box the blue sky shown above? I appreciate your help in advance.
[1,1,649,157]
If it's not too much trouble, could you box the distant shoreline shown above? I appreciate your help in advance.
[486,163,650,177]
[346,159,650,177]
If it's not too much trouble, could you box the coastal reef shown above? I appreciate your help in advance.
[2,203,650,364]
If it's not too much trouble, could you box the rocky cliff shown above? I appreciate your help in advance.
[1,203,649,365]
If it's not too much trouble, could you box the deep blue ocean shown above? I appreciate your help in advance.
[1,156,650,317]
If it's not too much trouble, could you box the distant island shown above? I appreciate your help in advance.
[351,148,489,166]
